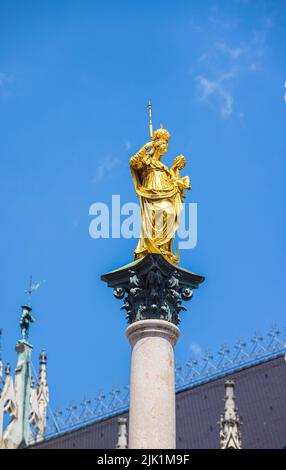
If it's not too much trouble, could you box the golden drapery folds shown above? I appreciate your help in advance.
[130,128,191,265]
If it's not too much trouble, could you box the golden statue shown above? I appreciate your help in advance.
[130,103,191,265]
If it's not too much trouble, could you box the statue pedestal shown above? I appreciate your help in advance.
[101,254,204,449]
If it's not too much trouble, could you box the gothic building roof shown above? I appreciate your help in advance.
[30,354,286,449]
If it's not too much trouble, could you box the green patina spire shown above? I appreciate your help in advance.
[0,278,48,448]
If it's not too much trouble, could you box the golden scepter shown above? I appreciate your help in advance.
[148,100,153,138]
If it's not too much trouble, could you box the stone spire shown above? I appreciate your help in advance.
[0,304,49,448]
[116,417,128,449]
[29,352,49,443]
[36,351,49,441]
[2,316,34,448]
[219,380,242,449]
[0,363,17,447]
[0,274,48,448]
[29,377,40,444]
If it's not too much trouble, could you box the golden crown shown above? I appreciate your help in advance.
[151,128,171,142]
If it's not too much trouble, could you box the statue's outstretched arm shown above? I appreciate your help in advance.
[130,142,154,170]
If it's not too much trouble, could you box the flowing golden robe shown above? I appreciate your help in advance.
[130,147,183,264]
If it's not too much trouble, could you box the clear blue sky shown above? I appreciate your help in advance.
[0,0,285,409]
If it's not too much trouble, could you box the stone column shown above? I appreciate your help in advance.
[101,254,204,450]
[127,319,179,449]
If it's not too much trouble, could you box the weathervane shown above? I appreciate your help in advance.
[24,274,45,307]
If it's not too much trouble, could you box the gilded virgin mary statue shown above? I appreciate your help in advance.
[130,104,191,265]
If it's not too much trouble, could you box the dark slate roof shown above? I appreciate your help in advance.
[176,355,286,449]
[31,355,286,449]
